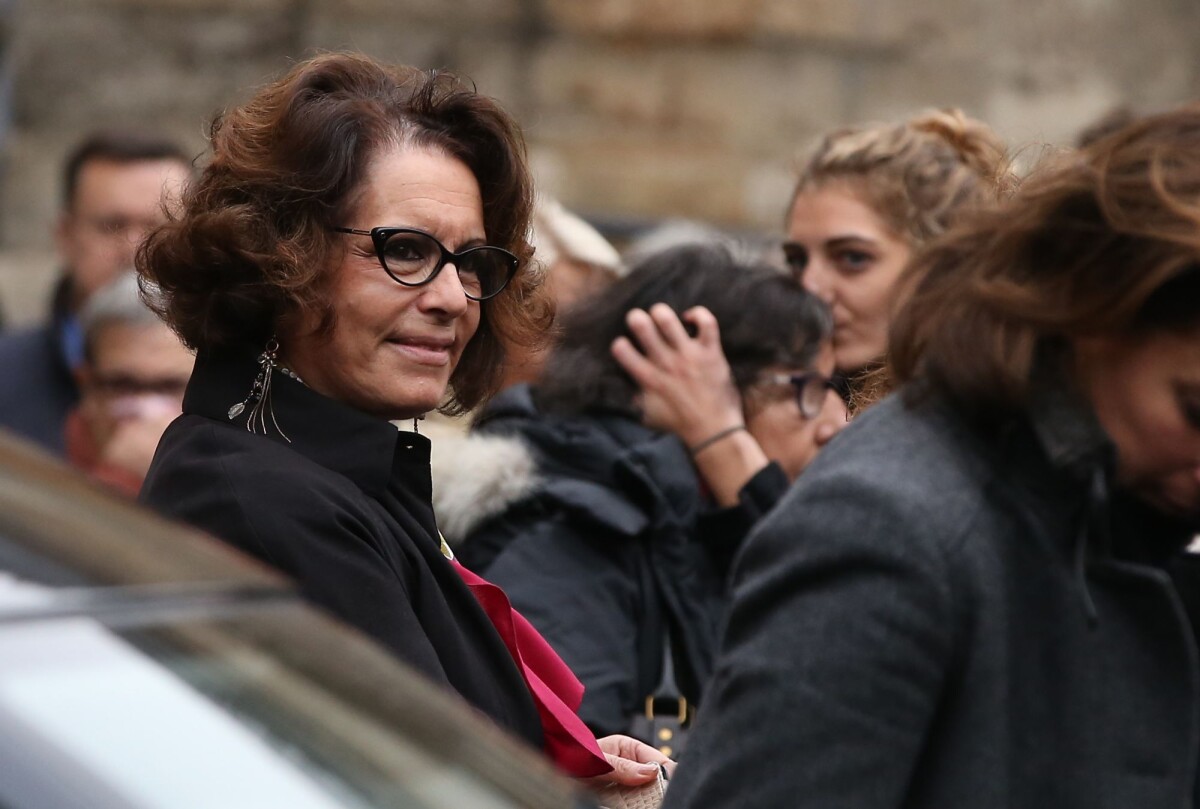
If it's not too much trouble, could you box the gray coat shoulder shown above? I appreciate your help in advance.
[752,391,997,565]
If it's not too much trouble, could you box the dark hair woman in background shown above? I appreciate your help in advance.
[137,52,669,785]
[455,243,845,746]
[663,106,1200,809]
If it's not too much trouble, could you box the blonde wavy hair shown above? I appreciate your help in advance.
[791,109,1013,246]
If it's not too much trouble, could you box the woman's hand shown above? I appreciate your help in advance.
[588,734,676,786]
[612,303,769,507]
[611,304,743,448]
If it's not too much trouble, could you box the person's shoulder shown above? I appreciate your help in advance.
[759,392,997,563]
[0,323,55,368]
[144,415,369,531]
[143,417,401,582]
[808,392,990,504]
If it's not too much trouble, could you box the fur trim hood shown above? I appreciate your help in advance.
[424,415,540,546]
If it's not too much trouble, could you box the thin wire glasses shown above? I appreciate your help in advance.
[332,226,519,301]
[766,372,842,419]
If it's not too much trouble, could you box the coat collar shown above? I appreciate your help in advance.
[184,347,425,498]
[1025,374,1116,486]
[1018,361,1196,564]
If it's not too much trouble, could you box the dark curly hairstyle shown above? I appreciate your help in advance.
[536,242,831,415]
[136,52,548,413]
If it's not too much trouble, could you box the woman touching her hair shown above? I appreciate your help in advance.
[614,110,1009,483]
[455,244,845,745]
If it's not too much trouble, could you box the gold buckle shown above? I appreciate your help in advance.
[645,696,689,724]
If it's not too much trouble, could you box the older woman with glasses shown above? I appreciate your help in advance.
[454,243,845,750]
[137,52,670,786]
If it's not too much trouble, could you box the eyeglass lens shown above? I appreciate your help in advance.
[381,230,511,299]
[797,376,831,419]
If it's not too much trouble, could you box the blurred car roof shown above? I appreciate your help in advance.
[0,430,593,809]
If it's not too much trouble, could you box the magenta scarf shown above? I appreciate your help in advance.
[452,559,613,778]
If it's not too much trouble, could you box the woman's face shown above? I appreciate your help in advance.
[1076,328,1200,521]
[785,183,912,374]
[745,346,848,481]
[283,145,484,420]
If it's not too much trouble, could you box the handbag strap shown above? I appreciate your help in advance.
[645,623,688,723]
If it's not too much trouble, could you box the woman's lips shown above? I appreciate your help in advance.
[386,337,454,365]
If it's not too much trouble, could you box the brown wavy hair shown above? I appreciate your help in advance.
[136,52,548,414]
[890,103,1200,419]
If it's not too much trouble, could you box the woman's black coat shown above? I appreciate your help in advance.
[140,350,544,749]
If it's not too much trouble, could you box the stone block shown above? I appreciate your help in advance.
[541,0,757,41]
[754,0,915,46]
[535,135,758,226]
[302,14,462,74]
[743,158,799,231]
[0,249,58,328]
[669,48,846,153]
[300,16,530,109]
[985,72,1123,149]
[38,0,292,10]
[447,35,532,115]
[846,54,987,131]
[530,40,677,129]
[11,6,291,128]
[333,0,522,26]
[0,133,63,252]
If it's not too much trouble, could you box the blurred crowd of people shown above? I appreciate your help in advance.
[0,51,1198,808]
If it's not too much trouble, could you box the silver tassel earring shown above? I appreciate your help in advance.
[228,337,292,443]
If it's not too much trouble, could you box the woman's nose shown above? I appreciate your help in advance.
[801,260,835,304]
[814,395,849,446]
[420,262,471,315]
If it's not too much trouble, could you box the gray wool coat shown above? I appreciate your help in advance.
[663,386,1200,809]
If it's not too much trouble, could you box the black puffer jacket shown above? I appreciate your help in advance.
[457,384,788,740]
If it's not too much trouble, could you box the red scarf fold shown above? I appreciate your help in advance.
[451,559,612,778]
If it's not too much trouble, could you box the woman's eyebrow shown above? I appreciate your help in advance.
[825,235,878,249]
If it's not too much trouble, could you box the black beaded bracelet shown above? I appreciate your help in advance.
[689,424,747,455]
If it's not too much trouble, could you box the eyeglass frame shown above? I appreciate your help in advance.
[764,371,844,420]
[331,226,520,301]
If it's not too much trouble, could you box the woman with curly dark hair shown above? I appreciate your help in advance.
[137,52,669,786]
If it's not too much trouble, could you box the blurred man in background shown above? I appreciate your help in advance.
[0,130,190,454]
[65,273,192,496]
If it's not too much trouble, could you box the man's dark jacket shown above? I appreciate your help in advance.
[0,282,78,454]
[459,384,788,740]
[664,386,1200,809]
[140,350,544,749]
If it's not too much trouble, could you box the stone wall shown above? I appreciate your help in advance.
[1,0,1197,323]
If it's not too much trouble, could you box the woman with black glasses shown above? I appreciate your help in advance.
[454,242,844,748]
[136,52,670,786]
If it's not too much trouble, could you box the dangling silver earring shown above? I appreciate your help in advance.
[228,336,292,443]
[413,414,425,434]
